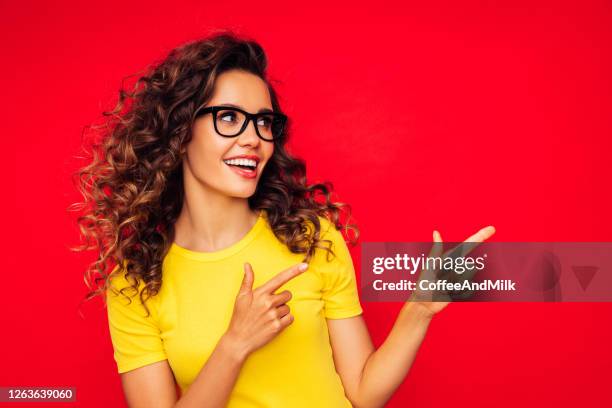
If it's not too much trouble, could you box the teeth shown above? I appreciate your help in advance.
[224,158,257,168]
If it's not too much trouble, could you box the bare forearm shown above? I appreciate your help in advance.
[174,334,249,408]
[355,303,433,408]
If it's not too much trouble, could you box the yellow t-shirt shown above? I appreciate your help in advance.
[106,210,363,407]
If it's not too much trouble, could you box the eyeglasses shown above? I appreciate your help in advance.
[194,105,287,142]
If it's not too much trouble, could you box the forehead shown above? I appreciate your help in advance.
[209,69,272,110]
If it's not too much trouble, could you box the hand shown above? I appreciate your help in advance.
[410,225,496,318]
[224,262,309,357]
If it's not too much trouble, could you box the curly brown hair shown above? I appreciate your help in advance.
[69,29,359,317]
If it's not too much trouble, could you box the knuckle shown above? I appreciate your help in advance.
[273,319,282,331]
[236,291,252,301]
[263,298,273,309]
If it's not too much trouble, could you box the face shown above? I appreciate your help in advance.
[183,69,275,199]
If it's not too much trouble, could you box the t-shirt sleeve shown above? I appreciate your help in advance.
[317,219,364,319]
[106,268,168,373]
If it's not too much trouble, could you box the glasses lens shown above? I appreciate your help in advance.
[216,109,247,136]
[256,113,285,141]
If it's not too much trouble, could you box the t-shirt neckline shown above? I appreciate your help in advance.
[169,209,266,262]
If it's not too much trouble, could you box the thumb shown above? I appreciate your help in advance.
[239,262,254,295]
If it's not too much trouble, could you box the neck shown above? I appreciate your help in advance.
[172,170,260,253]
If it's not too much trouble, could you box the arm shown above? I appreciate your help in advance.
[327,303,434,408]
[120,333,248,408]
[328,226,496,408]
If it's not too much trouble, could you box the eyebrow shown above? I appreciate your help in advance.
[217,103,274,114]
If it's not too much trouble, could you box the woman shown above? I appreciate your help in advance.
[74,31,495,407]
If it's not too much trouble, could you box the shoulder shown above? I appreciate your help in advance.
[319,215,350,246]
[105,262,161,320]
[310,215,352,265]
[313,215,342,240]
[302,215,346,252]
[107,262,140,293]
[106,262,149,307]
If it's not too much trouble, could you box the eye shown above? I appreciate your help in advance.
[257,115,272,128]
[219,111,238,123]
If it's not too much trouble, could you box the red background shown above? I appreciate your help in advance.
[3,1,611,407]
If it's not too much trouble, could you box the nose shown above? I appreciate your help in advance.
[236,117,261,147]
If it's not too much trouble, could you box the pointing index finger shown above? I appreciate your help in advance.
[444,225,497,259]
[256,263,308,294]
[463,225,496,243]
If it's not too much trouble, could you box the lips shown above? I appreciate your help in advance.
[223,160,258,179]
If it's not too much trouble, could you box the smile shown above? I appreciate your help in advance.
[223,158,258,179]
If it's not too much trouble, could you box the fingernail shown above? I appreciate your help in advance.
[298,263,309,272]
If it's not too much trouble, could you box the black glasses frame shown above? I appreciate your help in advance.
[194,105,287,142]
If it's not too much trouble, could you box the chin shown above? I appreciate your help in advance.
[224,187,258,199]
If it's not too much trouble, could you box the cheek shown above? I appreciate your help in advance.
[264,143,275,161]
[187,130,228,170]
